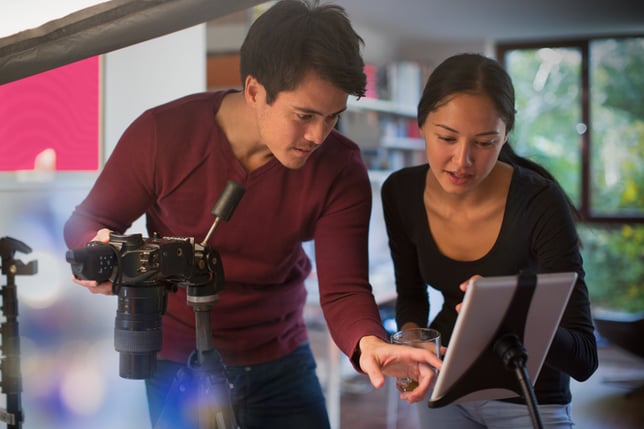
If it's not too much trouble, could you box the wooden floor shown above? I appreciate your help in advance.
[309,325,644,429]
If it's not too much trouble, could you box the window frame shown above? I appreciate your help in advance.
[497,35,644,224]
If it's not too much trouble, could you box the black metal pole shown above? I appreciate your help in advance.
[185,246,237,429]
[155,245,237,429]
[188,304,237,429]
[0,237,37,429]
[494,333,544,429]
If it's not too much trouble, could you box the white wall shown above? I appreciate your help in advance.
[0,24,205,429]
[103,25,206,155]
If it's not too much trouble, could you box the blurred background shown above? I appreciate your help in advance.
[0,1,642,428]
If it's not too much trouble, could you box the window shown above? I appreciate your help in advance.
[589,38,643,219]
[497,36,643,312]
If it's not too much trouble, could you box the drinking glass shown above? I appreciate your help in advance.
[391,328,441,392]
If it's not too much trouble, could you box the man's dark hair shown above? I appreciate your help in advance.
[240,0,366,103]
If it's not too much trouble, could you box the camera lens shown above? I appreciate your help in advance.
[113,285,166,379]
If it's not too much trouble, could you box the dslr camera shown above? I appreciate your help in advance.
[66,232,223,379]
[66,180,245,381]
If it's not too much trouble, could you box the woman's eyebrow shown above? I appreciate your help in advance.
[433,123,500,136]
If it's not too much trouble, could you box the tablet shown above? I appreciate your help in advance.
[428,272,577,407]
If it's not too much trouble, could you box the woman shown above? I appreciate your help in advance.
[381,53,598,428]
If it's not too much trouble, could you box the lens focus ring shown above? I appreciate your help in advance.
[114,328,162,353]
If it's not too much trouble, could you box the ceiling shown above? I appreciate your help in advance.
[207,1,644,62]
[336,0,644,43]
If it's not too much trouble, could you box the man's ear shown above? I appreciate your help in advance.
[244,75,263,104]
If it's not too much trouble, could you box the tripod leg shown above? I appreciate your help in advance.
[153,367,198,429]
[153,364,237,429]
[195,371,233,428]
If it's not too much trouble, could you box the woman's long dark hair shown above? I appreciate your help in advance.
[418,53,581,221]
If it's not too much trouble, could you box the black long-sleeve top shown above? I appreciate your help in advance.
[382,164,598,405]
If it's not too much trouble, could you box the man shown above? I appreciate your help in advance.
[64,1,441,428]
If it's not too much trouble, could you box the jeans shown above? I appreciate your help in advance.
[417,400,574,428]
[145,342,330,429]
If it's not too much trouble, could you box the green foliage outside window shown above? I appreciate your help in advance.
[579,224,644,312]
[590,38,644,217]
[506,48,581,205]
[503,38,644,313]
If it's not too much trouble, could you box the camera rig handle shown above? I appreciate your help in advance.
[0,237,38,429]
[201,180,245,247]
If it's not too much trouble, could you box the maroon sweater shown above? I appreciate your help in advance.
[64,91,387,366]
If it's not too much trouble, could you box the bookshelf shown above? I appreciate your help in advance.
[338,61,429,171]
[346,96,416,117]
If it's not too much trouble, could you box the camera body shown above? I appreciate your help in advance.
[67,232,206,286]
[66,232,224,379]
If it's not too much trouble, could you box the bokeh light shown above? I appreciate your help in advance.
[60,356,106,415]
[15,250,64,309]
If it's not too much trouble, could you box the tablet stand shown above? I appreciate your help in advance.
[428,272,556,429]
[494,333,543,429]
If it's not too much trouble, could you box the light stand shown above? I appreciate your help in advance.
[0,237,37,429]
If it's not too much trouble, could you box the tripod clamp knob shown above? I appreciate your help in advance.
[0,237,38,276]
